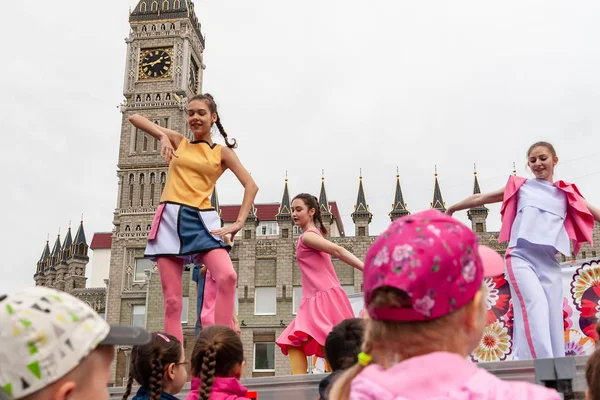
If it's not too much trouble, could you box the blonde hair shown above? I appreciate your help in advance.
[329,287,483,400]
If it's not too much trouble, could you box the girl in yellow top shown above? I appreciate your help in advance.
[128,94,258,343]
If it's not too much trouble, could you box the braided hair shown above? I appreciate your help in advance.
[123,332,182,400]
[191,326,244,400]
[189,93,237,149]
[292,193,328,235]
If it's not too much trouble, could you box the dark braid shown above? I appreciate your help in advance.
[128,333,182,399]
[199,344,218,400]
[149,359,164,400]
[189,93,237,148]
[191,326,245,400]
[122,374,134,400]
[292,193,328,235]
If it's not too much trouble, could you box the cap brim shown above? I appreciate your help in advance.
[100,325,151,346]
[478,245,505,278]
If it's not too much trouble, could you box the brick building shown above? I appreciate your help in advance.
[32,0,600,386]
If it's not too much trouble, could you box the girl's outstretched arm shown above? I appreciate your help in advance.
[584,199,600,223]
[211,147,259,238]
[302,232,364,271]
[446,186,505,216]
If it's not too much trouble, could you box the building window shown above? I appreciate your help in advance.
[475,223,484,233]
[254,287,276,315]
[181,297,189,323]
[293,225,302,235]
[358,227,366,237]
[292,286,303,315]
[132,305,146,328]
[139,174,145,206]
[256,222,279,236]
[342,285,355,296]
[150,173,156,206]
[582,251,587,259]
[253,343,275,372]
[593,251,597,257]
[281,228,289,239]
[134,258,153,282]
[244,230,252,240]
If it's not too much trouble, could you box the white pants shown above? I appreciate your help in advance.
[505,241,564,359]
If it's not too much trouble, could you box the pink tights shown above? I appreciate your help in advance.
[157,248,236,342]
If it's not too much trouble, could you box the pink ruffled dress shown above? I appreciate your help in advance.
[276,228,355,358]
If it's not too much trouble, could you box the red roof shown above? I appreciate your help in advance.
[220,202,345,236]
[90,233,112,250]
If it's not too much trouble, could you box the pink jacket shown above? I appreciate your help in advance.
[350,352,560,399]
[186,377,250,400]
[499,175,594,256]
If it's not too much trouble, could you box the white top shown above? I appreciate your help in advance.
[508,178,570,255]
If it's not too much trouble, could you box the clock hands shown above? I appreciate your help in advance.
[142,57,165,68]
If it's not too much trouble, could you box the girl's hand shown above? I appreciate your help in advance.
[445,207,454,217]
[211,222,242,238]
[160,136,178,163]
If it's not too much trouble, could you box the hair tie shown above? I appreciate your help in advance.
[358,352,372,366]
[157,333,170,342]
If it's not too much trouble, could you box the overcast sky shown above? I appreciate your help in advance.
[2,0,600,294]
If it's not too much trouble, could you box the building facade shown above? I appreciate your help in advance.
[32,0,600,385]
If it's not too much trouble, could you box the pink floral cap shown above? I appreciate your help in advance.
[364,209,504,322]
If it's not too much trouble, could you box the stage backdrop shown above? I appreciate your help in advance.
[347,258,600,363]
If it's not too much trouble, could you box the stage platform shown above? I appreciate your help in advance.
[109,355,590,400]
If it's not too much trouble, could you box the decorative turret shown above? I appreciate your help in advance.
[61,225,73,262]
[50,233,62,269]
[430,166,446,212]
[389,168,410,221]
[467,165,489,233]
[318,171,333,235]
[35,239,51,280]
[72,219,89,259]
[211,186,223,227]
[351,171,372,236]
[276,174,294,239]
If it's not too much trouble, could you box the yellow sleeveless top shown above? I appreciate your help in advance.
[160,138,224,209]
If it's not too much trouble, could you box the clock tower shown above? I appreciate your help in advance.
[106,0,205,384]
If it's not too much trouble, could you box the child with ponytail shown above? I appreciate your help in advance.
[330,210,560,400]
[187,325,250,400]
[275,193,364,374]
[123,333,188,400]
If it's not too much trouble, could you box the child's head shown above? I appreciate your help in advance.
[123,332,187,400]
[191,325,244,400]
[526,141,558,182]
[325,319,365,372]
[330,210,504,399]
[0,287,150,400]
[291,193,328,235]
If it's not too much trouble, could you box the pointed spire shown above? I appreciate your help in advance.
[351,171,372,223]
[468,166,489,229]
[61,225,73,262]
[513,162,517,176]
[430,166,446,212]
[318,170,332,217]
[73,220,87,245]
[470,166,488,212]
[390,168,410,221]
[276,173,292,221]
[50,233,62,262]
[71,220,89,259]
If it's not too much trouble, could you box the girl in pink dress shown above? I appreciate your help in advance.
[276,193,364,374]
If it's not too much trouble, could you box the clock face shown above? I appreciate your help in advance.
[189,59,199,92]
[139,49,172,79]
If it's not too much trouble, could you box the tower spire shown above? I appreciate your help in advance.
[318,171,332,217]
[276,174,292,221]
[390,168,410,221]
[468,166,489,231]
[351,171,372,224]
[430,166,446,212]
[513,162,517,176]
